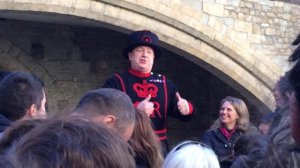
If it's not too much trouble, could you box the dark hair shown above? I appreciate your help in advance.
[260,112,277,124]
[289,34,300,104]
[288,34,300,62]
[0,119,43,153]
[256,144,300,168]
[129,110,163,168]
[74,88,135,135]
[0,72,45,121]
[275,72,293,106]
[11,118,135,168]
[0,154,16,168]
[0,71,11,82]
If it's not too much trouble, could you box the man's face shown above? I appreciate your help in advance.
[35,90,47,119]
[128,46,155,73]
[258,123,271,135]
[122,122,134,141]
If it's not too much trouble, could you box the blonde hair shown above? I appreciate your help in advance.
[210,96,250,132]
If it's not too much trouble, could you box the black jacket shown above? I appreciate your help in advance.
[201,128,242,168]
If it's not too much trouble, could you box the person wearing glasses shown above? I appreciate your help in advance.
[201,96,251,168]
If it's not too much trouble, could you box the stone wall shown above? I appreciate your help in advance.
[182,0,300,71]
[0,0,298,111]
[0,19,261,144]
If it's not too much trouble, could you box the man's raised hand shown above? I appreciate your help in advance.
[137,94,154,117]
[176,92,189,115]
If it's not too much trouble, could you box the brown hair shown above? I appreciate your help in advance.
[129,110,163,168]
[11,118,135,168]
[0,119,43,153]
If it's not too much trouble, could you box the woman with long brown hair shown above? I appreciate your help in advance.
[129,110,164,168]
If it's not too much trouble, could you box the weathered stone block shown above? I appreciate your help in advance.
[203,2,224,17]
[234,20,253,33]
[265,28,276,35]
[208,16,223,32]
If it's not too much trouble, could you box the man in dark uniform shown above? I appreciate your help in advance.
[103,30,194,153]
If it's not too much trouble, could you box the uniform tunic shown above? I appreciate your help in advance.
[103,69,194,141]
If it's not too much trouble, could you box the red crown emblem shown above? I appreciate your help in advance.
[133,80,158,98]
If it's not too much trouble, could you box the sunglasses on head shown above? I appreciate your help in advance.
[174,140,211,152]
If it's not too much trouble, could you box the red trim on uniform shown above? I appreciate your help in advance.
[187,101,193,114]
[114,74,126,92]
[163,75,168,128]
[158,136,167,140]
[129,69,151,78]
[154,129,167,134]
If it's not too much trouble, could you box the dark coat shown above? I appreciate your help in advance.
[0,114,12,134]
[201,128,242,168]
[135,154,150,168]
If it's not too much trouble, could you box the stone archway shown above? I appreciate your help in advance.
[0,36,55,83]
[0,36,57,112]
[0,0,297,112]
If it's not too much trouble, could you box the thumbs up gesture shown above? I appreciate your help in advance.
[176,92,189,115]
[137,94,154,117]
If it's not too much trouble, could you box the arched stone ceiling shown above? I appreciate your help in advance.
[0,0,292,111]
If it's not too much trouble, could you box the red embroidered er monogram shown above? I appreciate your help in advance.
[134,101,162,118]
[133,80,158,98]
[149,102,162,118]
[133,80,162,118]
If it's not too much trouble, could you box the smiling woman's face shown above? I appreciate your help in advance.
[219,101,239,128]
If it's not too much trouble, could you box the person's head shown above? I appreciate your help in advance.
[288,34,300,144]
[273,74,293,108]
[129,110,163,168]
[0,72,47,121]
[123,30,161,73]
[258,112,276,135]
[211,96,250,131]
[0,119,43,153]
[72,88,135,141]
[255,140,300,168]
[0,71,11,82]
[258,122,271,135]
[0,154,15,168]
[163,140,220,168]
[11,118,135,168]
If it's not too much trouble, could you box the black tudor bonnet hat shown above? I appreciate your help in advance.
[123,30,161,59]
